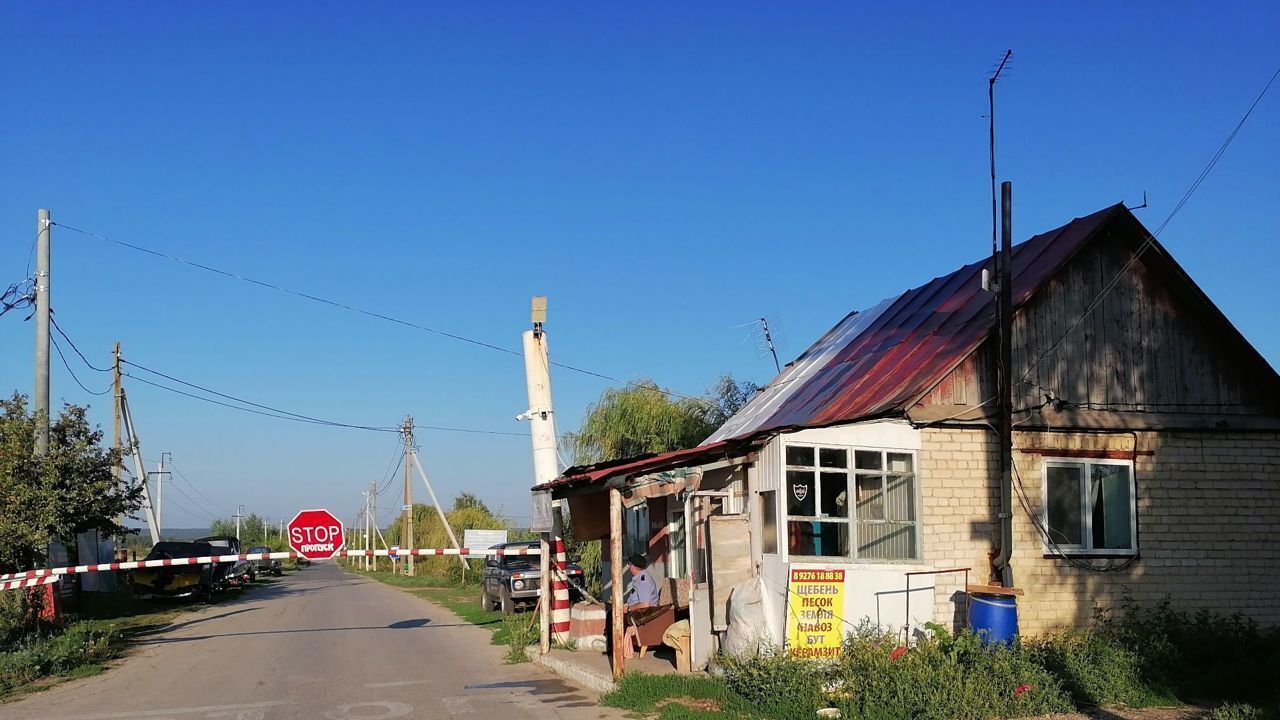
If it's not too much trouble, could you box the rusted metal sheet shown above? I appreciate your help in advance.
[706,203,1128,442]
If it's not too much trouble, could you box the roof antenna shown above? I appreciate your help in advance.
[1126,191,1148,210]
[988,49,1013,262]
[758,317,782,374]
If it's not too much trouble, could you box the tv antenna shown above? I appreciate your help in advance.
[988,49,1013,260]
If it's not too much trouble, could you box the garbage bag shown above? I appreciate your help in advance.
[721,576,767,658]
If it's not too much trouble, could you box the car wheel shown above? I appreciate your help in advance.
[480,585,493,611]
[499,586,515,616]
[195,583,212,602]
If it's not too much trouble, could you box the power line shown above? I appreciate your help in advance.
[52,220,695,400]
[51,335,113,396]
[1021,65,1280,387]
[123,358,399,433]
[50,316,111,372]
[168,461,236,517]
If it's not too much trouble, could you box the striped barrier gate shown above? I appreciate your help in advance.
[0,547,541,588]
[549,538,572,639]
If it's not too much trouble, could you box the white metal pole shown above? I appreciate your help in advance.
[521,329,560,486]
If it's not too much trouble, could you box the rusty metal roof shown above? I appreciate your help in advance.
[533,439,753,491]
[706,203,1130,442]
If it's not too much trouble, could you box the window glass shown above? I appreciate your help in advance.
[885,473,916,522]
[787,470,816,516]
[819,448,848,468]
[1046,465,1084,546]
[855,474,885,520]
[855,450,882,471]
[760,491,778,554]
[887,453,914,474]
[786,445,815,467]
[820,472,849,518]
[787,521,848,557]
[858,522,916,560]
[1092,464,1133,550]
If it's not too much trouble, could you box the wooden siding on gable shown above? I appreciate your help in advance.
[915,222,1278,423]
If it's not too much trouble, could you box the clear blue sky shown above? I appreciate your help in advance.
[2,3,1277,532]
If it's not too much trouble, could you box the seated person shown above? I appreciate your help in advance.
[624,554,660,609]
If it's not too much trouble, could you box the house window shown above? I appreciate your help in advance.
[784,444,919,561]
[759,491,778,554]
[1042,459,1136,555]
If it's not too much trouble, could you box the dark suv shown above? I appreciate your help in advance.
[247,546,284,577]
[479,541,584,615]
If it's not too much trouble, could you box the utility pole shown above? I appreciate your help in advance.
[235,505,245,541]
[33,209,51,456]
[155,453,171,535]
[993,181,1016,587]
[112,343,122,481]
[402,417,414,576]
[519,296,568,651]
[120,390,160,545]
[410,450,465,569]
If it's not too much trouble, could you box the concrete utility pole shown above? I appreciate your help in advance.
[519,296,568,651]
[410,450,465,569]
[120,390,160,545]
[235,505,245,541]
[112,343,122,481]
[402,417,414,576]
[34,209,51,455]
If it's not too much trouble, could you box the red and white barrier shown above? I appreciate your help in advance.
[0,547,539,588]
[0,575,60,592]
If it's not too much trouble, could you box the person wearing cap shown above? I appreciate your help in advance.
[624,554,659,610]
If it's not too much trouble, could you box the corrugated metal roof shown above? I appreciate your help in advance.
[532,440,751,491]
[706,203,1130,442]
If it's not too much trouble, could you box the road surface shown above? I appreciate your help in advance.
[0,563,623,720]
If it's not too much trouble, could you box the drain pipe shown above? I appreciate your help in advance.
[992,180,1015,587]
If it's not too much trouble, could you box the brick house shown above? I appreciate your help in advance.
[536,203,1280,670]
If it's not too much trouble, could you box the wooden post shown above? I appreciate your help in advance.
[539,531,551,654]
[610,487,625,680]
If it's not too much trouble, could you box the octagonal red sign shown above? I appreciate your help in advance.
[287,508,345,561]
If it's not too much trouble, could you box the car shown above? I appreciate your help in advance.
[480,541,584,615]
[247,546,284,577]
[195,535,242,591]
[132,541,218,600]
[224,560,255,588]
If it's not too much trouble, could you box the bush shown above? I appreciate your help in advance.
[719,624,1072,720]
[1205,703,1270,720]
[494,614,538,663]
[1028,629,1169,708]
[1096,595,1280,706]
[0,623,118,695]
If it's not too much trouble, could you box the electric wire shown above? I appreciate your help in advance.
[51,335,113,396]
[168,461,236,517]
[52,221,696,400]
[1021,65,1280,387]
[50,316,111,372]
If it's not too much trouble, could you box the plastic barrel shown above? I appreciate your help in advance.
[967,593,1018,646]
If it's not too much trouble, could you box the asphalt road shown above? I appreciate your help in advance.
[1,563,624,720]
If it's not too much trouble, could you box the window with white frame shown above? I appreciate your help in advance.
[784,444,919,561]
[1042,458,1137,555]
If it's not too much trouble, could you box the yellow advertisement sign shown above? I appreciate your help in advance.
[786,567,846,659]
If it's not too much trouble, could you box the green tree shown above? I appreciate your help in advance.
[706,374,762,428]
[208,512,271,545]
[452,492,489,514]
[0,394,143,573]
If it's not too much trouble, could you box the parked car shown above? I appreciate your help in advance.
[480,541,584,615]
[132,541,218,600]
[195,535,242,591]
[247,545,284,577]
[224,560,255,588]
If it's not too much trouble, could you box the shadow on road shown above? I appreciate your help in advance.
[133,617,478,644]
[463,678,593,708]
[128,607,260,637]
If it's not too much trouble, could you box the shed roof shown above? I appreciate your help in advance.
[706,203,1129,442]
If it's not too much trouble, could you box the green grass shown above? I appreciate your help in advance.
[603,673,757,720]
[348,565,537,663]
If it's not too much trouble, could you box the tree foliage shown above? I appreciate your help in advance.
[208,512,275,546]
[565,374,760,466]
[0,394,143,573]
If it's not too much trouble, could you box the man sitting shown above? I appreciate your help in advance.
[624,554,659,609]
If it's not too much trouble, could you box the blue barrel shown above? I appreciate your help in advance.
[968,593,1018,646]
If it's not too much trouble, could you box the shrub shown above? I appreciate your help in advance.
[1027,629,1169,708]
[1205,703,1270,720]
[495,614,538,663]
[0,623,118,695]
[720,647,828,719]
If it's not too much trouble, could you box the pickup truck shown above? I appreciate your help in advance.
[479,541,584,615]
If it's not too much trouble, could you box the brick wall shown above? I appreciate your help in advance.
[920,428,1280,635]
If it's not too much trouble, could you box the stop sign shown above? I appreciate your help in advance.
[287,508,345,561]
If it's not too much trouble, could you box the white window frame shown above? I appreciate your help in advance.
[783,442,921,563]
[1040,457,1138,557]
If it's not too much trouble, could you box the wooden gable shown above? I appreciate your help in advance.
[911,212,1280,430]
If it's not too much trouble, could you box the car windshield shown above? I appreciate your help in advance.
[501,547,539,569]
[248,547,270,553]
[144,542,214,560]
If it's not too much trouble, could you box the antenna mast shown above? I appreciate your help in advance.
[989,49,1012,260]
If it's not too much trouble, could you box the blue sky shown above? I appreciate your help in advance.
[2,3,1277,532]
